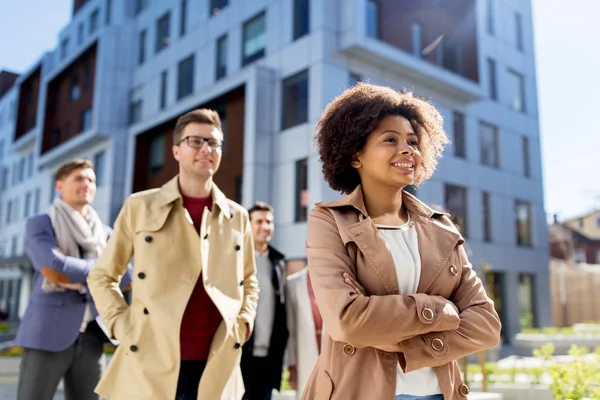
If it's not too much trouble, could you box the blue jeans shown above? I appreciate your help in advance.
[395,395,444,400]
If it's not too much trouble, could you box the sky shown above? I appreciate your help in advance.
[0,0,598,222]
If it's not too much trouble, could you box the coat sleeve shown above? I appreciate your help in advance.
[285,277,298,367]
[236,211,259,334]
[307,207,461,348]
[399,245,502,372]
[87,199,134,340]
[26,215,94,284]
[105,225,134,292]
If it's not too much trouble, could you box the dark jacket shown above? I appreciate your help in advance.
[241,245,288,390]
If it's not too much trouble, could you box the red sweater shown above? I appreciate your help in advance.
[180,194,223,361]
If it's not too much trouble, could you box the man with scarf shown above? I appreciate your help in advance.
[15,159,133,400]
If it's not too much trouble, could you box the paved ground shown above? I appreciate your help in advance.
[0,357,64,400]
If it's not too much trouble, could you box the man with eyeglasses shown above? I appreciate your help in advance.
[88,108,259,399]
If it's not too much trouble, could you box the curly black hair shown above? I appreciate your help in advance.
[314,83,449,194]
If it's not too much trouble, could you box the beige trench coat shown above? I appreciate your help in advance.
[302,186,502,400]
[87,177,259,400]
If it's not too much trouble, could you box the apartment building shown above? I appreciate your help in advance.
[0,0,550,345]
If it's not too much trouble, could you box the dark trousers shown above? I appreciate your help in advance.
[241,356,273,400]
[17,328,104,400]
[175,360,207,400]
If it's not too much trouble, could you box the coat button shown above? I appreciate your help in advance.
[431,338,444,351]
[459,384,470,396]
[145,236,152,243]
[239,280,244,286]
[421,308,435,321]
[234,343,241,349]
[449,265,458,276]
[235,244,241,251]
[143,308,149,315]
[138,272,146,279]
[204,233,209,239]
[130,345,138,352]
[343,343,356,356]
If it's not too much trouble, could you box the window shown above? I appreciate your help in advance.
[574,248,586,263]
[366,0,380,38]
[177,54,195,100]
[27,152,34,178]
[487,58,497,100]
[81,108,92,132]
[596,249,600,263]
[210,0,229,16]
[508,70,526,112]
[49,177,57,204]
[135,0,148,15]
[149,135,165,174]
[180,0,188,37]
[156,12,171,53]
[442,37,462,74]
[89,8,99,35]
[65,122,72,139]
[281,69,309,130]
[105,0,112,25]
[24,192,32,218]
[411,23,422,57]
[70,74,80,101]
[78,23,84,45]
[94,151,106,187]
[515,200,532,246]
[486,0,495,35]
[445,184,468,237]
[522,136,530,177]
[482,191,491,242]
[138,30,147,65]
[295,158,308,222]
[5,200,12,224]
[51,129,61,147]
[11,236,18,257]
[60,37,69,60]
[160,70,168,110]
[293,0,310,40]
[518,274,535,329]
[479,122,499,168]
[242,12,266,66]
[216,35,228,80]
[515,13,523,51]
[453,111,466,158]
[10,100,16,120]
[129,99,142,125]
[83,60,91,91]
[348,72,362,87]
[597,217,600,228]
[0,167,8,191]
[19,158,26,182]
[33,188,41,214]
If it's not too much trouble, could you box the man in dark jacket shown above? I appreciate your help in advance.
[242,202,288,400]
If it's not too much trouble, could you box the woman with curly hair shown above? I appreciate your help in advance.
[303,83,501,400]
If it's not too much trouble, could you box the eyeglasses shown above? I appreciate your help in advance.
[177,136,224,150]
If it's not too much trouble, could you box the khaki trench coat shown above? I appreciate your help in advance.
[302,186,501,400]
[87,177,259,400]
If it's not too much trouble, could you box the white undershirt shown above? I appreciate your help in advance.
[377,213,443,396]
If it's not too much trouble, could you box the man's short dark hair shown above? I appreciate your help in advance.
[55,159,94,181]
[248,201,274,219]
[173,108,222,143]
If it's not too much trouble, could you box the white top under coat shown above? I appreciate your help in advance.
[377,213,443,396]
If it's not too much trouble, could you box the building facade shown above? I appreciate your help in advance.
[0,0,550,345]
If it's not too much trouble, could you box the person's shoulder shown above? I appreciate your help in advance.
[127,188,162,204]
[224,198,250,219]
[26,213,51,229]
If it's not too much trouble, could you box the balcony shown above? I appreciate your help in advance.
[340,0,483,103]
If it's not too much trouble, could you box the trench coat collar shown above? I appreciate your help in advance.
[156,175,232,219]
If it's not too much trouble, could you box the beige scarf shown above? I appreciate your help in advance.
[44,198,107,293]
